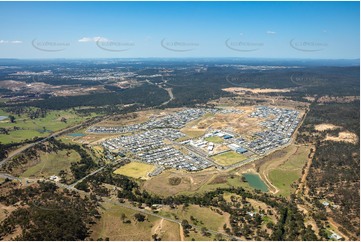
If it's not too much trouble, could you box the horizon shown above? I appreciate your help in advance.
[0,1,359,59]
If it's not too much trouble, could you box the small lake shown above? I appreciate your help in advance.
[0,116,8,121]
[243,173,269,192]
[68,133,85,137]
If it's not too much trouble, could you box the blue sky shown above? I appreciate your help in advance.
[0,1,359,59]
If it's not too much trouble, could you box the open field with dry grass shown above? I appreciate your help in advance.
[20,150,80,179]
[212,151,247,166]
[114,162,156,180]
[142,168,218,196]
[159,204,229,234]
[91,202,180,241]
[142,168,256,197]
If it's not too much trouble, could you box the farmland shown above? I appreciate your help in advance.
[0,108,97,144]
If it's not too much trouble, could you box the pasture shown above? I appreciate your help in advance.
[21,150,80,178]
[0,108,97,144]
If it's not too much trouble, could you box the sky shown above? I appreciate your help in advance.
[0,1,359,59]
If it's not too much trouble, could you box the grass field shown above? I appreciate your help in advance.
[143,168,255,197]
[0,108,97,144]
[212,151,247,166]
[91,202,180,241]
[159,204,228,235]
[20,150,80,178]
[205,136,224,143]
[114,162,155,179]
[194,174,255,195]
[268,145,309,197]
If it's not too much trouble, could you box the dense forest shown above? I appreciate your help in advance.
[297,100,360,239]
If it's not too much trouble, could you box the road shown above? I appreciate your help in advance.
[69,166,106,188]
[1,170,237,240]
[0,115,107,169]
[102,197,236,240]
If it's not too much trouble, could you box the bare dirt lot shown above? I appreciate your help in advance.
[223,87,293,94]
[324,131,358,144]
[317,95,359,103]
[181,108,265,140]
[95,108,181,127]
[314,123,341,131]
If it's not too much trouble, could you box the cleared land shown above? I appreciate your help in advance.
[205,136,224,143]
[314,123,340,131]
[143,169,217,196]
[20,150,81,178]
[113,162,156,180]
[180,109,264,140]
[324,131,358,144]
[143,168,254,197]
[212,151,247,166]
[223,87,293,94]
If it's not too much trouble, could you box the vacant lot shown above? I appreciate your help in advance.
[314,123,340,131]
[21,150,80,179]
[205,136,224,143]
[143,168,219,196]
[223,87,293,94]
[212,151,247,166]
[324,131,358,144]
[113,162,155,180]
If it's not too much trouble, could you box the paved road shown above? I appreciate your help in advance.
[0,173,21,181]
[69,166,106,188]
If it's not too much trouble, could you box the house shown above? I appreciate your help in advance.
[329,231,342,240]
[236,147,248,154]
[223,134,233,139]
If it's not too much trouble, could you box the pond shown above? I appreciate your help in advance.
[0,116,8,121]
[243,173,269,192]
[68,133,86,137]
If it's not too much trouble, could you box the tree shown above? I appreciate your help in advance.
[8,115,15,123]
[134,213,145,222]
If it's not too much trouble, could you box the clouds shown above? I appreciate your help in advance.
[78,36,109,43]
[266,30,276,35]
[0,40,22,44]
